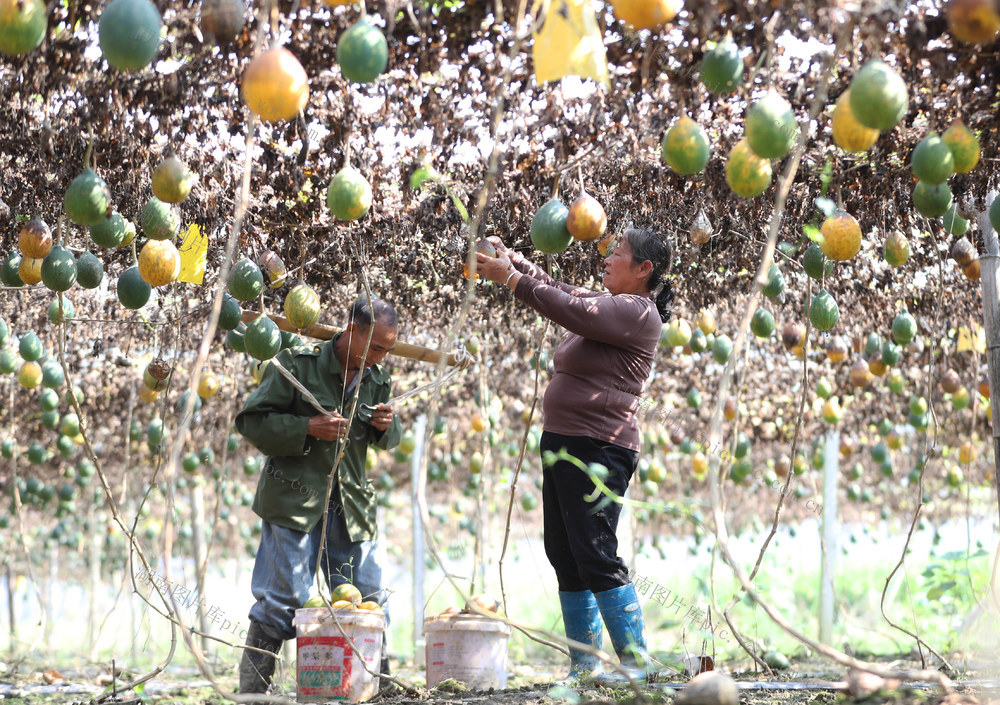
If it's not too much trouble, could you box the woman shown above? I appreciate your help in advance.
[473,227,673,682]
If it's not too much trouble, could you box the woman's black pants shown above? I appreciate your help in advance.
[540,431,638,593]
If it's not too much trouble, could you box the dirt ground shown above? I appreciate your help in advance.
[0,661,1000,705]
[0,655,996,705]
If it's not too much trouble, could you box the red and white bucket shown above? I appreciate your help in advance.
[292,607,386,703]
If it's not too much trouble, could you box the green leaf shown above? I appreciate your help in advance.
[819,157,833,196]
[803,224,822,243]
[409,165,440,190]
[936,579,957,593]
[441,183,470,223]
[927,586,944,600]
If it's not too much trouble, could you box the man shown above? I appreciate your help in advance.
[234,297,403,695]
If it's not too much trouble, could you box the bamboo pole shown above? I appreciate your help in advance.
[239,310,461,366]
[974,190,999,526]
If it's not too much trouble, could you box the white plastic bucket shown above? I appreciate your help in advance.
[424,613,511,690]
[292,607,386,703]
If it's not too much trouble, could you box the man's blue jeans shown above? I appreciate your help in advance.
[249,508,385,641]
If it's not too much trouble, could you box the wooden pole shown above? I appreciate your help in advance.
[974,190,1000,526]
[239,311,462,367]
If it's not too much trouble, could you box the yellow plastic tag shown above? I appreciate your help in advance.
[957,323,985,354]
[178,223,207,285]
[532,0,609,87]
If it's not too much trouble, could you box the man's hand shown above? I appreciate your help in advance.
[369,403,394,432]
[307,413,349,441]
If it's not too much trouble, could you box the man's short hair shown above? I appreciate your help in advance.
[348,297,398,329]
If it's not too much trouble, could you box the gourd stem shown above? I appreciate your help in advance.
[83,134,94,170]
[550,172,561,200]
[298,232,308,286]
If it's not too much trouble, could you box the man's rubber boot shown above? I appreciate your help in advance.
[556,590,604,684]
[593,583,650,686]
[238,620,283,695]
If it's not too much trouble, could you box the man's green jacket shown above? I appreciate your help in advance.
[234,334,402,540]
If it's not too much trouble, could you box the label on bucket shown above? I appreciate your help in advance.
[425,632,509,690]
[298,636,352,700]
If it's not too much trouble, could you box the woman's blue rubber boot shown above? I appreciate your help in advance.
[594,583,650,685]
[558,590,604,682]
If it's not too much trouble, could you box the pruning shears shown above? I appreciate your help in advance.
[349,403,380,440]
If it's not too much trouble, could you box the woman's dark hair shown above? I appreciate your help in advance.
[626,227,674,323]
[348,297,399,329]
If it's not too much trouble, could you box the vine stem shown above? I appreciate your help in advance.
[411,0,536,623]
[706,7,838,670]
[83,133,94,170]
[705,10,955,692]
[5,383,48,667]
[298,256,423,694]
[396,0,645,687]
[498,322,556,643]
[135,0,315,696]
[556,143,600,176]
[719,277,815,675]
[298,231,308,286]
[877,214,956,675]
[53,308,180,703]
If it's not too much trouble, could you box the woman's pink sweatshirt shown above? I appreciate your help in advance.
[512,258,662,452]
